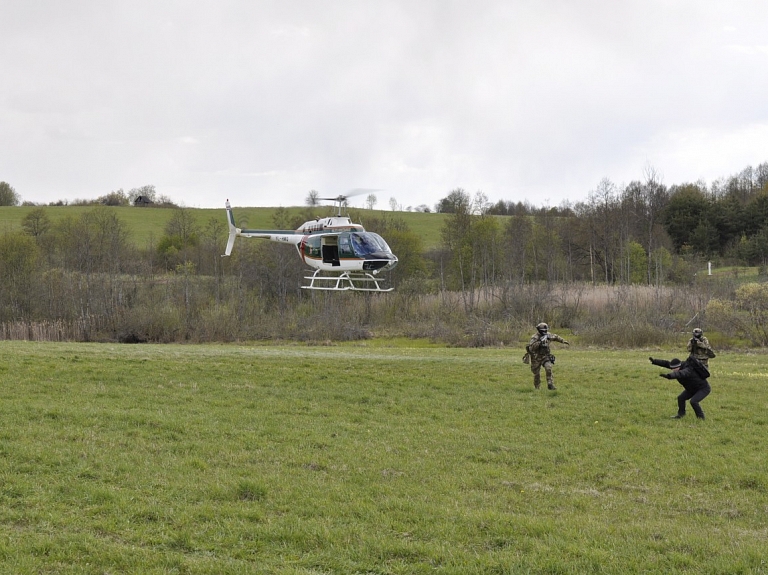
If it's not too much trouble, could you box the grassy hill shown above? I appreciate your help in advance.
[0,205,448,250]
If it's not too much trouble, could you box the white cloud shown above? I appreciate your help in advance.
[725,44,768,56]
[1,0,768,208]
[640,124,768,185]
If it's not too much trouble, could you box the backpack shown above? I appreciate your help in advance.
[687,356,710,379]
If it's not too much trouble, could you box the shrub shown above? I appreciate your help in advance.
[707,282,768,346]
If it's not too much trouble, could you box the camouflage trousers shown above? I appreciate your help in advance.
[530,356,554,388]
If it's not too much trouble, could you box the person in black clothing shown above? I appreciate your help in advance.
[649,356,711,420]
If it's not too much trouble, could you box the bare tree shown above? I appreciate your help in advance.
[533,206,566,283]
[165,207,200,247]
[756,162,768,190]
[306,190,320,207]
[582,178,621,284]
[473,191,490,215]
[641,164,668,285]
[503,215,533,285]
[366,193,378,210]
[21,208,52,239]
[0,233,39,317]
[200,216,227,278]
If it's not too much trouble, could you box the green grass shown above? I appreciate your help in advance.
[0,205,226,247]
[350,208,448,249]
[1,341,766,573]
[0,205,448,250]
[704,265,760,279]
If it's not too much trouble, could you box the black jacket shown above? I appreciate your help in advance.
[651,357,709,391]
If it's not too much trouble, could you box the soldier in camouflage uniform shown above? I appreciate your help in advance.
[686,328,716,368]
[526,322,570,390]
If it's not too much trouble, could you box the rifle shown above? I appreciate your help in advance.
[538,334,551,350]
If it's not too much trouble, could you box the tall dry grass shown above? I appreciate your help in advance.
[0,279,738,349]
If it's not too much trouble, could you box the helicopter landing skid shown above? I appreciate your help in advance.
[302,270,394,292]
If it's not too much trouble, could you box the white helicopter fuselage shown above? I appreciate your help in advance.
[223,202,398,276]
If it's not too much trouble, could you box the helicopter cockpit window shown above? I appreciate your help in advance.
[349,232,391,256]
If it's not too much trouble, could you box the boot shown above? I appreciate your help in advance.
[671,413,685,419]
[547,383,557,390]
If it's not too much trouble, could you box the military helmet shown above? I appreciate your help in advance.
[536,322,549,333]
[692,328,703,337]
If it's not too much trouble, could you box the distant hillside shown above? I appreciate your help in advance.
[0,205,448,250]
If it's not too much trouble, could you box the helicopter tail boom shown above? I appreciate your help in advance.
[223,200,305,257]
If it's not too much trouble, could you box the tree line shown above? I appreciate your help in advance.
[435,161,768,288]
[1,160,768,345]
[0,182,178,208]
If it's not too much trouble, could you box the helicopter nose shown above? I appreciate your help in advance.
[362,252,397,272]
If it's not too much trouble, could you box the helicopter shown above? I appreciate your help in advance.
[222,191,398,292]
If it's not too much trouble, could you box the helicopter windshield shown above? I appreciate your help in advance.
[348,232,391,257]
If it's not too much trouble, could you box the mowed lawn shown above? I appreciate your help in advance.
[0,341,766,574]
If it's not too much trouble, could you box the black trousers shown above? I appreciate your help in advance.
[677,383,711,418]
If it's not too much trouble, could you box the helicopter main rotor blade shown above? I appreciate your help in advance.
[345,188,382,197]
[317,188,382,203]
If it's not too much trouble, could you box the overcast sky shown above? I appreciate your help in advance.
[2,1,767,210]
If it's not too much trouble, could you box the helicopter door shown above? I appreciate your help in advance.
[321,237,340,266]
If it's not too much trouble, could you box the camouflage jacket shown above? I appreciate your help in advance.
[528,333,567,359]
[687,336,715,360]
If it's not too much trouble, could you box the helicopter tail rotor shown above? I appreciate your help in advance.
[222,199,239,257]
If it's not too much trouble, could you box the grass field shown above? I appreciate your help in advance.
[0,205,448,250]
[1,341,766,574]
